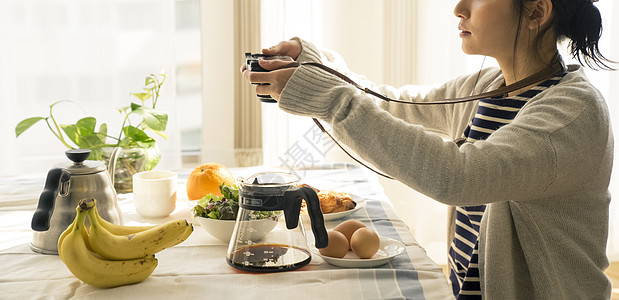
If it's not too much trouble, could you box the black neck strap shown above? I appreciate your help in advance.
[282,58,567,179]
[300,58,566,105]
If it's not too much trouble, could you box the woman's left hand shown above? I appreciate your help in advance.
[242,60,297,102]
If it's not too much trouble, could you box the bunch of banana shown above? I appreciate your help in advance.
[58,198,193,288]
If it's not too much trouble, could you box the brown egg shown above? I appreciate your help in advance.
[319,230,349,258]
[350,227,380,259]
[333,219,366,249]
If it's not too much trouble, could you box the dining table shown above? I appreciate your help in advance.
[0,163,453,300]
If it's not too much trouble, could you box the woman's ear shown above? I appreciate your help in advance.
[526,0,553,29]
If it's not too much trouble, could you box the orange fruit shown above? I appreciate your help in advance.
[186,163,235,200]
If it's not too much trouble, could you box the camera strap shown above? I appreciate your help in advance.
[282,58,566,179]
[300,58,566,104]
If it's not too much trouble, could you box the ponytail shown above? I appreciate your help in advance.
[552,0,615,70]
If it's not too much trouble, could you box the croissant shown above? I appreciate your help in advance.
[317,190,356,214]
[298,185,356,214]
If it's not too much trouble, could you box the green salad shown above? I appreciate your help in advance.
[192,184,278,221]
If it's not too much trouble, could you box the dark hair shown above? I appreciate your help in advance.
[513,0,615,70]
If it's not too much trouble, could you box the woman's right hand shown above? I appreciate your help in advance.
[261,39,302,60]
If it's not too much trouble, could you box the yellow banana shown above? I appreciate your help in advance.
[91,202,156,235]
[58,204,158,288]
[57,217,74,261]
[87,207,193,260]
[63,198,151,253]
[180,220,194,241]
[58,222,92,255]
[58,202,94,258]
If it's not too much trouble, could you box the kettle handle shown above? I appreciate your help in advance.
[283,187,328,248]
[107,147,123,186]
[31,168,64,231]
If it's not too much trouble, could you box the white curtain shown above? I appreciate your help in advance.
[260,0,619,264]
[260,0,325,170]
[0,0,181,177]
[234,0,264,167]
[199,0,265,167]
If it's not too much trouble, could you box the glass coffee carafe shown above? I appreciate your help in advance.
[226,172,328,273]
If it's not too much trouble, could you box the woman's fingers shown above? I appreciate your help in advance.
[244,60,297,84]
[262,40,302,60]
[261,45,279,55]
[248,68,297,101]
[258,59,298,71]
[243,69,269,84]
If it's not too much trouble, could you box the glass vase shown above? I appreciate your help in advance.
[101,144,161,194]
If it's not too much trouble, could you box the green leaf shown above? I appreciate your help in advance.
[99,123,107,138]
[220,184,239,201]
[192,205,207,218]
[60,124,80,146]
[118,125,154,147]
[89,148,103,161]
[123,125,150,141]
[145,76,155,86]
[75,117,97,134]
[82,133,106,146]
[15,117,46,137]
[117,106,130,114]
[157,72,167,83]
[61,117,95,147]
[131,92,152,101]
[130,103,168,131]
[60,117,107,149]
[149,128,168,140]
[197,193,219,207]
[207,210,221,219]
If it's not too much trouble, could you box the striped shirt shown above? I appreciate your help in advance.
[448,73,566,299]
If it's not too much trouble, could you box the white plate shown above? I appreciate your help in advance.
[310,236,406,268]
[322,198,366,221]
[301,195,366,222]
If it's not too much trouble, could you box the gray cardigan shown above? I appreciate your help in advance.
[279,38,612,299]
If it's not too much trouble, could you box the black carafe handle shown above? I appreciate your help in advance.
[283,186,328,248]
[31,168,64,231]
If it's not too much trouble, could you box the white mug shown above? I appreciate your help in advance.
[133,170,178,218]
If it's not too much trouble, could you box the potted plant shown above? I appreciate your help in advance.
[15,72,168,193]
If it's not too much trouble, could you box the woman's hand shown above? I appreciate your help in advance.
[241,39,302,101]
[243,60,297,101]
[261,39,302,60]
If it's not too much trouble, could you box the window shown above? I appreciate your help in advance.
[1,0,202,175]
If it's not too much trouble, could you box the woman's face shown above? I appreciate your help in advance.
[454,0,522,62]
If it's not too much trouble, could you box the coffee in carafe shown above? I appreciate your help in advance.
[226,172,327,272]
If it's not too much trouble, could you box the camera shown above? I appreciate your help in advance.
[245,53,293,103]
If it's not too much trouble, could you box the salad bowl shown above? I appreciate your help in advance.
[191,183,280,243]
[195,216,278,243]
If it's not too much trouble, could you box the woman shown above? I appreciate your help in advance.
[243,0,614,298]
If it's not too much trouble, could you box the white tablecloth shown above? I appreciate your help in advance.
[0,164,453,300]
